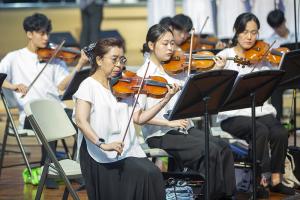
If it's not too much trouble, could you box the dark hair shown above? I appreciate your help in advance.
[142,24,173,54]
[171,14,193,32]
[267,9,285,28]
[159,16,172,28]
[23,13,52,33]
[90,37,125,75]
[231,12,260,46]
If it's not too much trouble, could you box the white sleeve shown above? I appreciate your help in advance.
[53,60,69,86]
[0,53,13,82]
[73,79,94,105]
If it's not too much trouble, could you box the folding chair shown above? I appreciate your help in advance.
[24,99,82,200]
[0,87,38,177]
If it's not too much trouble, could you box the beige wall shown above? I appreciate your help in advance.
[0,6,149,66]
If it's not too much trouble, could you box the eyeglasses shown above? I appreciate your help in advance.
[103,56,127,65]
[240,30,259,37]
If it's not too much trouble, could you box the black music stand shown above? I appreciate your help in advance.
[220,70,285,200]
[278,49,300,147]
[167,69,238,200]
[61,67,90,101]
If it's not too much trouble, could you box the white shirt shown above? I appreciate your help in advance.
[147,0,175,27]
[136,59,194,140]
[73,77,146,163]
[182,0,215,34]
[0,48,69,127]
[266,31,295,48]
[216,48,277,122]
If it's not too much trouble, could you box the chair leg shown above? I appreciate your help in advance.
[62,186,69,200]
[0,125,9,177]
[35,160,50,200]
[61,139,71,159]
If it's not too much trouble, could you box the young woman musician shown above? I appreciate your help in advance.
[214,12,295,196]
[137,24,236,199]
[74,38,180,200]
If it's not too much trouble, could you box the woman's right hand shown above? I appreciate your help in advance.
[100,141,124,154]
[12,83,28,95]
[167,119,189,129]
[213,56,226,69]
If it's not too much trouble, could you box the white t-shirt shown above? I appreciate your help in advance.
[136,59,194,140]
[266,31,295,48]
[0,48,69,127]
[73,77,146,163]
[216,47,277,122]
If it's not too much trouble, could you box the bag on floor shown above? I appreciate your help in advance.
[165,178,194,200]
[283,151,300,188]
[22,167,41,185]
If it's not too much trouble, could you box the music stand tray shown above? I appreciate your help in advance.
[219,69,285,200]
[167,69,238,120]
[278,49,300,87]
[61,67,90,101]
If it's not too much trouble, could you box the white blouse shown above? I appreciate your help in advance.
[216,47,277,122]
[73,77,146,163]
[136,59,194,140]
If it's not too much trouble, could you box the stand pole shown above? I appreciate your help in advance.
[204,96,210,200]
[251,92,257,200]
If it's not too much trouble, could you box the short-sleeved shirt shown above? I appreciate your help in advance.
[266,31,295,48]
[216,47,277,122]
[73,77,146,163]
[136,59,194,140]
[0,48,69,127]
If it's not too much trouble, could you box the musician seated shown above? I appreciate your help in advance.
[213,12,295,196]
[0,13,88,188]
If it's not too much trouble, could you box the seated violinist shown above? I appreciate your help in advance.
[213,12,295,197]
[0,13,88,188]
[74,37,179,200]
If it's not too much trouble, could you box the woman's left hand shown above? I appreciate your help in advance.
[164,83,180,102]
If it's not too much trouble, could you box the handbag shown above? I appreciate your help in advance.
[165,178,194,200]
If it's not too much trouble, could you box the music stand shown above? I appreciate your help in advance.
[167,69,238,200]
[61,67,90,101]
[281,42,300,51]
[220,70,285,200]
[278,49,300,147]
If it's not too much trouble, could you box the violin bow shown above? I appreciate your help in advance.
[21,40,66,98]
[117,61,151,159]
[187,28,195,76]
[197,16,209,46]
[250,40,276,72]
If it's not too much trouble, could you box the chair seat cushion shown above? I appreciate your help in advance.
[43,159,82,178]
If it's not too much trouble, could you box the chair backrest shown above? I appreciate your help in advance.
[24,100,76,142]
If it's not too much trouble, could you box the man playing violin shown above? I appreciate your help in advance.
[0,13,88,188]
[214,12,295,197]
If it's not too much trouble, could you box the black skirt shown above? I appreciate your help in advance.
[80,138,166,200]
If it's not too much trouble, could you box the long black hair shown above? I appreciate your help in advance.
[142,24,173,54]
[231,12,260,46]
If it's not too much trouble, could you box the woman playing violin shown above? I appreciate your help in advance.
[0,13,87,188]
[137,24,236,199]
[74,37,179,200]
[215,12,295,196]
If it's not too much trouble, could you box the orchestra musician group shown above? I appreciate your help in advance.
[0,4,298,200]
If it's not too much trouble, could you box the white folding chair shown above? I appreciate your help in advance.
[0,87,38,177]
[24,99,82,200]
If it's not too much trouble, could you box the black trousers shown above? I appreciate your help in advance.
[147,128,235,199]
[23,108,75,165]
[80,3,103,48]
[221,114,288,174]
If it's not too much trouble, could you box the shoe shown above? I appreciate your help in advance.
[45,179,59,189]
[270,183,295,195]
[256,186,269,199]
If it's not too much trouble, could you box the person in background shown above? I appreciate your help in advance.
[0,13,87,188]
[214,12,295,197]
[79,0,104,48]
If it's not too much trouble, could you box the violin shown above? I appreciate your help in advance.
[163,50,250,75]
[111,70,172,99]
[37,43,81,63]
[244,40,289,65]
[180,35,226,51]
